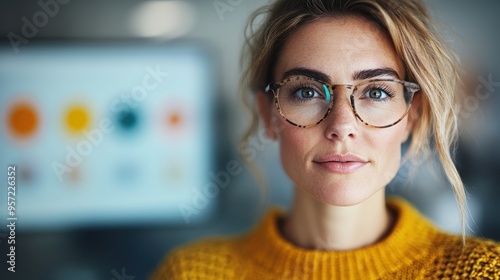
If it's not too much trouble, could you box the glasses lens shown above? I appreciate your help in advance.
[277,77,330,126]
[353,80,412,127]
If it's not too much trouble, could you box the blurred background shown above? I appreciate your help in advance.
[0,0,499,279]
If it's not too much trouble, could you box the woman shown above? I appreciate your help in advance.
[152,0,500,279]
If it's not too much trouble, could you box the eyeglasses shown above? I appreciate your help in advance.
[265,76,420,128]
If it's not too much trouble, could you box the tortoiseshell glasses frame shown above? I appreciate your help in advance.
[265,76,420,129]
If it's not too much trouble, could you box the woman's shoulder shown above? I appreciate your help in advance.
[426,232,500,279]
[149,209,284,280]
[149,236,242,280]
[165,236,240,262]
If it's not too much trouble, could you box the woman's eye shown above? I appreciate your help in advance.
[366,88,388,99]
[295,88,319,99]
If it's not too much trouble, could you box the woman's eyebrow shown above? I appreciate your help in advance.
[282,67,331,83]
[352,67,400,80]
[281,67,400,83]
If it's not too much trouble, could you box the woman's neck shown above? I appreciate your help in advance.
[281,187,395,251]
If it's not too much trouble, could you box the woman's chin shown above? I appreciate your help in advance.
[302,183,381,207]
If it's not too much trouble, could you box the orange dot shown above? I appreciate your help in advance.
[65,105,90,134]
[7,102,39,138]
[168,112,182,127]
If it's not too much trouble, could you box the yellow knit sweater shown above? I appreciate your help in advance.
[151,198,500,279]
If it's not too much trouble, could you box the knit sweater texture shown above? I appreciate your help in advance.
[151,198,500,279]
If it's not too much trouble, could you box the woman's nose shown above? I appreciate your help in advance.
[323,87,359,141]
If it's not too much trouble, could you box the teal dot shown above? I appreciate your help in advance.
[116,107,139,132]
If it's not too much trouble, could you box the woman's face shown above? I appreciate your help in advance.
[259,16,414,206]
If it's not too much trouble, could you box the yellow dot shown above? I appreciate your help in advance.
[65,105,90,134]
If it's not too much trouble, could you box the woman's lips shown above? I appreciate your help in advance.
[313,153,368,174]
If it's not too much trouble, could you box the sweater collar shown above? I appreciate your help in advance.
[239,197,442,279]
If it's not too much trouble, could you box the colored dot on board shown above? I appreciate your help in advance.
[65,105,90,134]
[167,163,184,183]
[20,165,34,183]
[7,102,39,139]
[116,107,139,131]
[168,111,182,127]
[67,167,81,183]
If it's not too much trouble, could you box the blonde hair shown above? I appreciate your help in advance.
[240,0,466,241]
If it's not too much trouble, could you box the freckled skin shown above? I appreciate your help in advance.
[260,16,414,206]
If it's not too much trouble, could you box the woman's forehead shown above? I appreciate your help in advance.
[274,16,405,82]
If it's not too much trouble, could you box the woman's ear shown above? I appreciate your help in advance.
[256,91,278,140]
